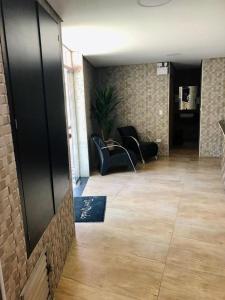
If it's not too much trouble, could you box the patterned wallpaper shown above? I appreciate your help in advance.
[97,64,170,155]
[200,58,225,157]
[0,34,75,300]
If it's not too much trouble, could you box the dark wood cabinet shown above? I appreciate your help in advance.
[0,0,69,253]
[37,4,69,210]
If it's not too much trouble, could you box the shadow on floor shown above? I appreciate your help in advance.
[73,177,89,197]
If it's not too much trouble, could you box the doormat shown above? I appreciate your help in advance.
[74,196,106,222]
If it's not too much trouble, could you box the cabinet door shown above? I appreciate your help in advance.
[37,4,69,210]
[1,0,54,252]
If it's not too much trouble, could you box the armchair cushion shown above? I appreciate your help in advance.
[117,126,158,162]
[118,126,139,141]
[139,142,158,160]
[91,134,137,175]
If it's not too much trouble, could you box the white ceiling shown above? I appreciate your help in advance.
[49,0,225,67]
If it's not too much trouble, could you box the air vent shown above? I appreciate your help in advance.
[138,0,172,7]
[157,62,169,75]
[20,252,50,300]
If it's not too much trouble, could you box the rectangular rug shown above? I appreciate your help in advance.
[74,196,106,222]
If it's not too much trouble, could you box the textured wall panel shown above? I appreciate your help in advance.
[97,64,170,155]
[200,58,225,157]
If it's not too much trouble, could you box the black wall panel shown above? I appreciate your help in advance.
[37,4,69,210]
[1,0,55,252]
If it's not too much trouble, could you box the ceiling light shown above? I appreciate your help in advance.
[166,53,181,57]
[138,0,172,7]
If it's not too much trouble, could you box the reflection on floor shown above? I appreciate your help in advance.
[170,147,199,157]
[73,177,89,197]
[55,154,225,300]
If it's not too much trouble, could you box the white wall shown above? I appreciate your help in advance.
[72,52,90,177]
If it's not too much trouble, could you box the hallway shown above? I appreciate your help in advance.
[55,155,225,300]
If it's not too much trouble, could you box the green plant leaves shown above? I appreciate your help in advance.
[92,86,121,140]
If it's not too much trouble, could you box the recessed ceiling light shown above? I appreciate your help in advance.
[138,0,172,7]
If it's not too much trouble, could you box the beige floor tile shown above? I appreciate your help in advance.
[82,180,124,197]
[55,277,137,300]
[107,193,181,207]
[61,243,163,299]
[177,201,225,226]
[75,224,170,262]
[56,154,225,299]
[174,219,225,245]
[183,183,225,194]
[103,207,175,243]
[159,264,225,300]
[179,190,225,205]
[167,237,225,276]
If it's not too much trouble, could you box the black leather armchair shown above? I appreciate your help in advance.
[91,134,137,175]
[117,126,158,163]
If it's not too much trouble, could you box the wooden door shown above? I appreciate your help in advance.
[1,0,55,252]
[37,4,69,210]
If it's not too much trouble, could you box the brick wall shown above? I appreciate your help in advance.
[0,39,75,299]
[97,63,170,155]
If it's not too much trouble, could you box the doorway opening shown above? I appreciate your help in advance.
[169,64,201,156]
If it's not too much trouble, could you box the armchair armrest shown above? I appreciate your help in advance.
[123,136,145,164]
[124,135,140,146]
[101,144,136,172]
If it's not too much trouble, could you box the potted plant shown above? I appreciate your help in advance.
[92,86,121,142]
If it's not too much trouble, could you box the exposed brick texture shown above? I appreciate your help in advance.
[200,58,225,157]
[0,39,75,299]
[97,64,170,155]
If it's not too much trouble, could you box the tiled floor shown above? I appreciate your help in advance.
[55,154,225,300]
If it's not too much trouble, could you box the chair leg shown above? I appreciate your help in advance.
[138,148,145,164]
[128,158,137,172]
[100,165,108,176]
